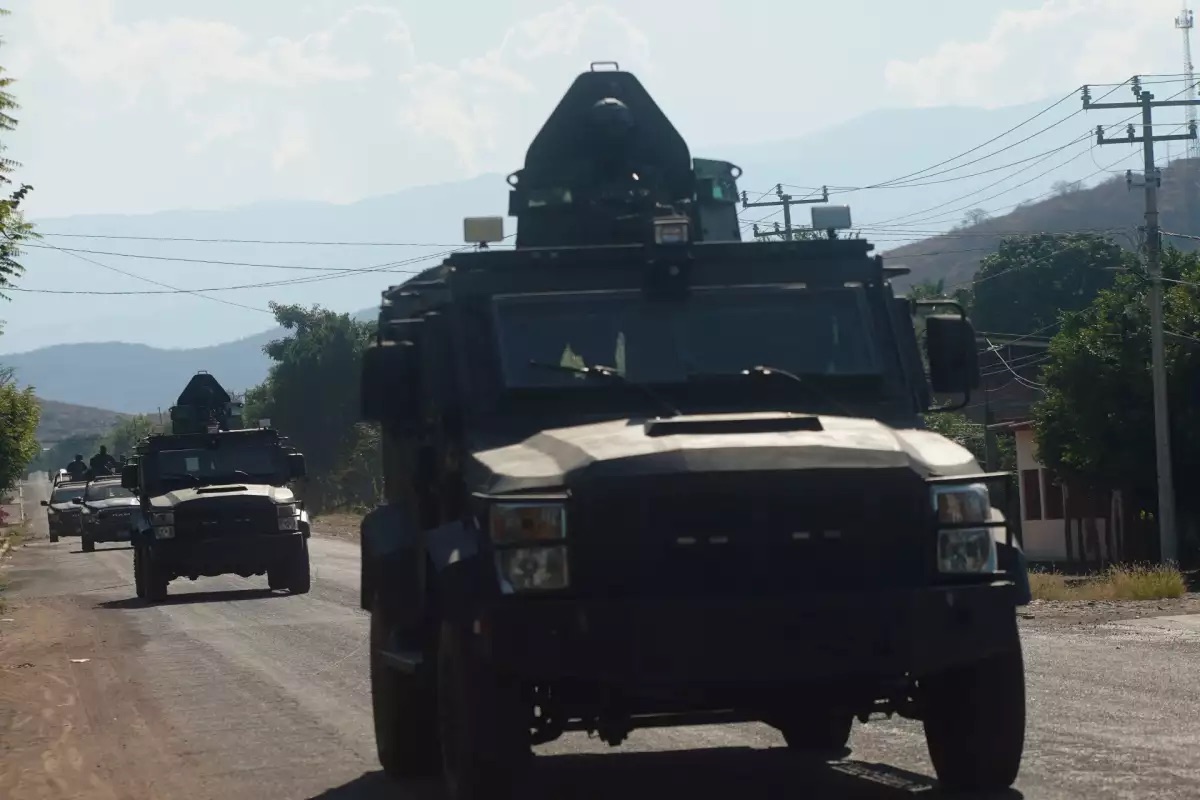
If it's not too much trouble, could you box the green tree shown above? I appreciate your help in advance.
[1033,246,1200,550]
[30,433,101,475]
[0,7,35,296]
[970,233,1131,336]
[103,414,156,459]
[0,378,38,488]
[245,303,377,511]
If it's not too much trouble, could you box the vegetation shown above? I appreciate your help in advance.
[1029,563,1187,602]
[244,303,379,513]
[1033,246,1200,548]
[0,10,38,490]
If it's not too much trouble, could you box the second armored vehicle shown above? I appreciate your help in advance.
[121,371,312,601]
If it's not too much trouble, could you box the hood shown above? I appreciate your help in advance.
[467,412,981,493]
[85,497,140,511]
[149,484,295,509]
[50,502,80,512]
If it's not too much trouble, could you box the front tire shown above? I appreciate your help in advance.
[437,620,530,800]
[286,538,311,594]
[81,535,95,553]
[922,633,1026,792]
[777,710,854,756]
[143,545,169,603]
[370,593,440,778]
[133,543,147,600]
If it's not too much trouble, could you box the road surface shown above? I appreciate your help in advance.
[3,478,1200,799]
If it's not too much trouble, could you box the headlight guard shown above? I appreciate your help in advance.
[481,497,570,593]
[927,473,1014,576]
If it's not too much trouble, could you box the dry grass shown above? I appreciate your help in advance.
[1030,563,1188,602]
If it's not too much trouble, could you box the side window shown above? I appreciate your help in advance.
[1042,470,1064,521]
[185,456,200,473]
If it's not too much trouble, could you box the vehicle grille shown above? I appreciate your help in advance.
[173,500,277,539]
[571,468,933,598]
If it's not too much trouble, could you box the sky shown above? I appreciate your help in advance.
[0,0,1194,353]
[6,0,1192,218]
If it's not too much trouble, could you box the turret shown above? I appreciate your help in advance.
[500,62,744,249]
[168,371,245,434]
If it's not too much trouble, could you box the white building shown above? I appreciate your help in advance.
[994,420,1118,565]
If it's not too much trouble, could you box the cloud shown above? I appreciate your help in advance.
[884,0,1184,108]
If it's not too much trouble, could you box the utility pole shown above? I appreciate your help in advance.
[1084,77,1199,563]
[742,183,829,240]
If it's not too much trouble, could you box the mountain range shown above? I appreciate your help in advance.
[1,95,1173,415]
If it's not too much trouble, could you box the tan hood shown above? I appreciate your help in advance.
[469,412,981,493]
[149,484,295,509]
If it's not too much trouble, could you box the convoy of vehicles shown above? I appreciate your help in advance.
[356,63,1030,799]
[119,372,311,602]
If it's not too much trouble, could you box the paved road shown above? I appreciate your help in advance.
[3,479,1199,799]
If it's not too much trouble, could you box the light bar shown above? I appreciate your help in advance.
[653,215,690,245]
[464,216,505,244]
[811,204,852,231]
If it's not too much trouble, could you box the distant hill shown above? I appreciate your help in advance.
[36,398,128,444]
[2,308,376,413]
[885,159,1200,290]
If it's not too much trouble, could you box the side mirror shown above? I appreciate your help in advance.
[926,314,981,394]
[40,499,48,506]
[120,464,139,491]
[71,497,83,505]
[288,452,307,480]
[361,338,421,425]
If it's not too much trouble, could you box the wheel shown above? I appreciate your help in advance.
[922,631,1026,792]
[286,538,311,594]
[143,545,169,602]
[777,710,854,756]
[370,592,440,778]
[267,564,287,591]
[49,528,59,543]
[133,544,147,600]
[81,535,95,553]
[437,620,530,800]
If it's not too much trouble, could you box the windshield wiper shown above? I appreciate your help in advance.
[688,364,857,416]
[159,472,200,485]
[528,360,680,417]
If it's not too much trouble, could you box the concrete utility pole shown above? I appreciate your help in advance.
[741,183,828,240]
[1084,77,1200,563]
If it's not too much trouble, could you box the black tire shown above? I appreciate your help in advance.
[267,564,288,591]
[922,633,1026,793]
[437,620,530,800]
[777,711,854,755]
[286,538,311,594]
[49,529,59,543]
[143,545,169,603]
[133,544,147,600]
[370,593,440,778]
[81,534,95,553]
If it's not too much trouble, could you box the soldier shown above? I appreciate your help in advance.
[64,454,88,480]
[89,445,118,477]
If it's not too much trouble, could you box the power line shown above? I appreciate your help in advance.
[34,232,475,247]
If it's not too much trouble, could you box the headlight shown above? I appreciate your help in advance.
[150,511,174,526]
[931,484,997,575]
[489,503,568,591]
[277,503,298,531]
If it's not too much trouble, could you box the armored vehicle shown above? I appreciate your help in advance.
[76,475,139,552]
[358,63,1031,799]
[41,480,87,543]
[121,371,311,602]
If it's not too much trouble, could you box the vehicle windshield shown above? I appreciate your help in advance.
[84,482,134,501]
[152,442,283,488]
[492,285,880,389]
[50,486,85,504]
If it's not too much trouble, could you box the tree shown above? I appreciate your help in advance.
[0,380,38,488]
[0,7,35,297]
[104,414,157,459]
[1032,245,1200,542]
[1051,179,1081,196]
[245,303,377,512]
[960,208,991,228]
[970,233,1132,336]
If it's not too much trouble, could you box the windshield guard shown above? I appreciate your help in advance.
[85,483,134,502]
[491,285,881,389]
[149,442,286,490]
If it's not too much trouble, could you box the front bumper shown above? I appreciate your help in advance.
[482,582,1020,686]
[48,514,82,536]
[83,518,133,543]
[148,531,305,575]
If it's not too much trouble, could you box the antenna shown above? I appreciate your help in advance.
[1177,4,1199,160]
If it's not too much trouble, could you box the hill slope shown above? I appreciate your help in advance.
[35,398,128,444]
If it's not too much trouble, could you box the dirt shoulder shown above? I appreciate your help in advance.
[309,511,363,542]
[0,593,226,800]
[1020,593,1200,627]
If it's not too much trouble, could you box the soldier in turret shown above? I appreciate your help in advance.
[89,445,118,477]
